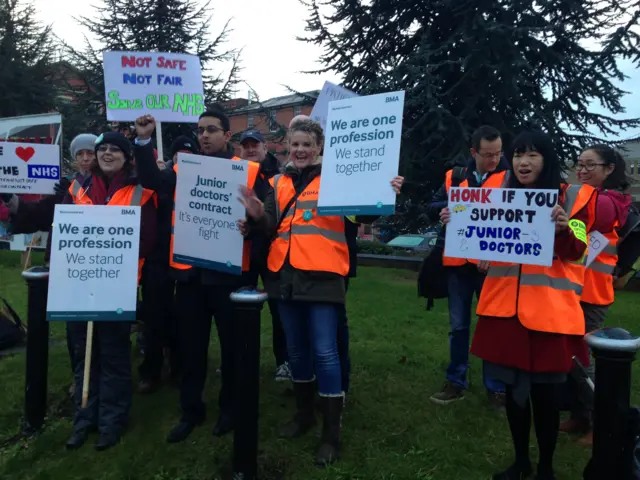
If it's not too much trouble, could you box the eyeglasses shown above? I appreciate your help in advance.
[194,125,225,135]
[97,144,123,154]
[575,163,606,172]
[478,151,502,159]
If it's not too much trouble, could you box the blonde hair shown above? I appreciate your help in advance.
[288,119,324,150]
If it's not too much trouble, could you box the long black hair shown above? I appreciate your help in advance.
[506,130,564,192]
[581,144,631,192]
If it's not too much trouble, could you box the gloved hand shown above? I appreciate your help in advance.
[0,193,12,203]
[54,178,72,197]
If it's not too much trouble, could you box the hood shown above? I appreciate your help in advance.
[599,188,633,226]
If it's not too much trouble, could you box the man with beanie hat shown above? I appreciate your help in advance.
[70,134,98,176]
[169,135,199,164]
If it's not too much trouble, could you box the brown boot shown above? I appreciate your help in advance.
[559,416,589,434]
[315,396,343,467]
[279,381,317,438]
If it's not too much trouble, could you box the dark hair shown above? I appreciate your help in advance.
[507,130,563,191]
[199,108,230,132]
[471,125,501,151]
[581,144,631,192]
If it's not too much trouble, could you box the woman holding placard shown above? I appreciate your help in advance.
[448,131,596,480]
[238,119,402,466]
[559,145,632,446]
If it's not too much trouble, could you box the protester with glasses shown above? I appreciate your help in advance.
[560,145,632,446]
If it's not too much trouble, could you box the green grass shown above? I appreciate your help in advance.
[0,250,638,479]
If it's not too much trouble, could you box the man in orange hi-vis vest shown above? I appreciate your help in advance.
[425,126,508,408]
[134,110,267,444]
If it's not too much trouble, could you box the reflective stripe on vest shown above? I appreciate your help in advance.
[267,174,349,276]
[442,170,510,267]
[169,157,259,272]
[476,183,596,335]
[69,182,156,283]
[581,220,620,306]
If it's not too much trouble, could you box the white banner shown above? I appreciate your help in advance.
[0,143,61,194]
[444,187,557,266]
[310,81,358,132]
[173,154,248,274]
[47,205,141,321]
[103,51,205,122]
[317,91,405,216]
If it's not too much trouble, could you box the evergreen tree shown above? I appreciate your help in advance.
[62,0,241,154]
[0,0,56,118]
[300,0,640,231]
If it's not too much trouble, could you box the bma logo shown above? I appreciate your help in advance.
[301,190,318,197]
[121,209,136,215]
[232,164,244,171]
[385,95,400,103]
[0,145,3,156]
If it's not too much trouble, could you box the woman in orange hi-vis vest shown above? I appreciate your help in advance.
[560,144,632,446]
[238,119,402,466]
[457,131,596,480]
[65,132,158,452]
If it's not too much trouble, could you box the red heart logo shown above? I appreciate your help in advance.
[15,146,35,162]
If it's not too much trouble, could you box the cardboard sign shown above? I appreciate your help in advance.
[47,205,141,321]
[0,143,61,194]
[103,51,205,122]
[173,154,248,274]
[444,187,557,266]
[317,91,405,216]
[310,81,358,132]
[586,231,609,268]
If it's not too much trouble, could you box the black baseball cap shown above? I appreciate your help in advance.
[239,130,265,144]
[169,135,199,158]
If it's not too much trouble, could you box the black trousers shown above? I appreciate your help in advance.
[69,321,132,435]
[176,278,238,423]
[138,265,180,381]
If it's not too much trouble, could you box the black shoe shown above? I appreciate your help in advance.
[493,462,533,479]
[167,420,198,443]
[66,429,89,450]
[95,432,120,451]
[281,382,317,438]
[315,396,343,467]
[212,413,234,437]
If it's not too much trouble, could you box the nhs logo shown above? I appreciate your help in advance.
[27,165,59,179]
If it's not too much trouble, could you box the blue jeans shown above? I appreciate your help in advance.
[446,266,504,393]
[278,300,342,396]
[338,278,351,393]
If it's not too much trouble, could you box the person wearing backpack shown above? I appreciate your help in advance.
[426,125,508,408]
[560,144,632,446]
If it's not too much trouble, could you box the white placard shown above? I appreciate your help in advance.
[310,81,358,132]
[103,51,205,122]
[173,153,248,274]
[317,91,405,216]
[0,143,60,194]
[444,187,557,266]
[586,231,609,268]
[47,205,141,321]
[9,232,49,251]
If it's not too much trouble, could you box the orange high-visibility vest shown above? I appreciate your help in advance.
[581,221,619,306]
[68,179,157,283]
[476,184,597,335]
[267,174,349,276]
[442,169,510,266]
[169,157,259,272]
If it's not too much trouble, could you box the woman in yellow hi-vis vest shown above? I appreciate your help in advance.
[239,119,402,466]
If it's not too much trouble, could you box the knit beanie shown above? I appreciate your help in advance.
[169,135,199,158]
[70,134,98,159]
[94,132,133,162]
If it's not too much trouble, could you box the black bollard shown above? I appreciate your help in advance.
[230,287,268,480]
[583,327,640,480]
[21,266,50,434]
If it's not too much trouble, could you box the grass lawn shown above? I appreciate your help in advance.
[0,250,638,479]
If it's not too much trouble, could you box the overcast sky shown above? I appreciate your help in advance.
[35,0,639,140]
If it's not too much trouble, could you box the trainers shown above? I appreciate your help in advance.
[430,381,464,405]
[275,362,292,382]
[488,391,506,411]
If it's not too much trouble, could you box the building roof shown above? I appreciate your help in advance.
[228,90,319,115]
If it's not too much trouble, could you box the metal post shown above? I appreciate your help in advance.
[230,287,268,480]
[21,266,50,434]
[583,327,640,480]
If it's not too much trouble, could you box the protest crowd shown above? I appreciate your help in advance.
[1,71,639,480]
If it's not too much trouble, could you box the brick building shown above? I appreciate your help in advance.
[220,91,319,160]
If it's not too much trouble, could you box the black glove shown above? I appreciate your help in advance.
[0,193,12,203]
[54,178,72,197]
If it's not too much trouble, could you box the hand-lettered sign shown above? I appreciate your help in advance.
[103,51,205,123]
